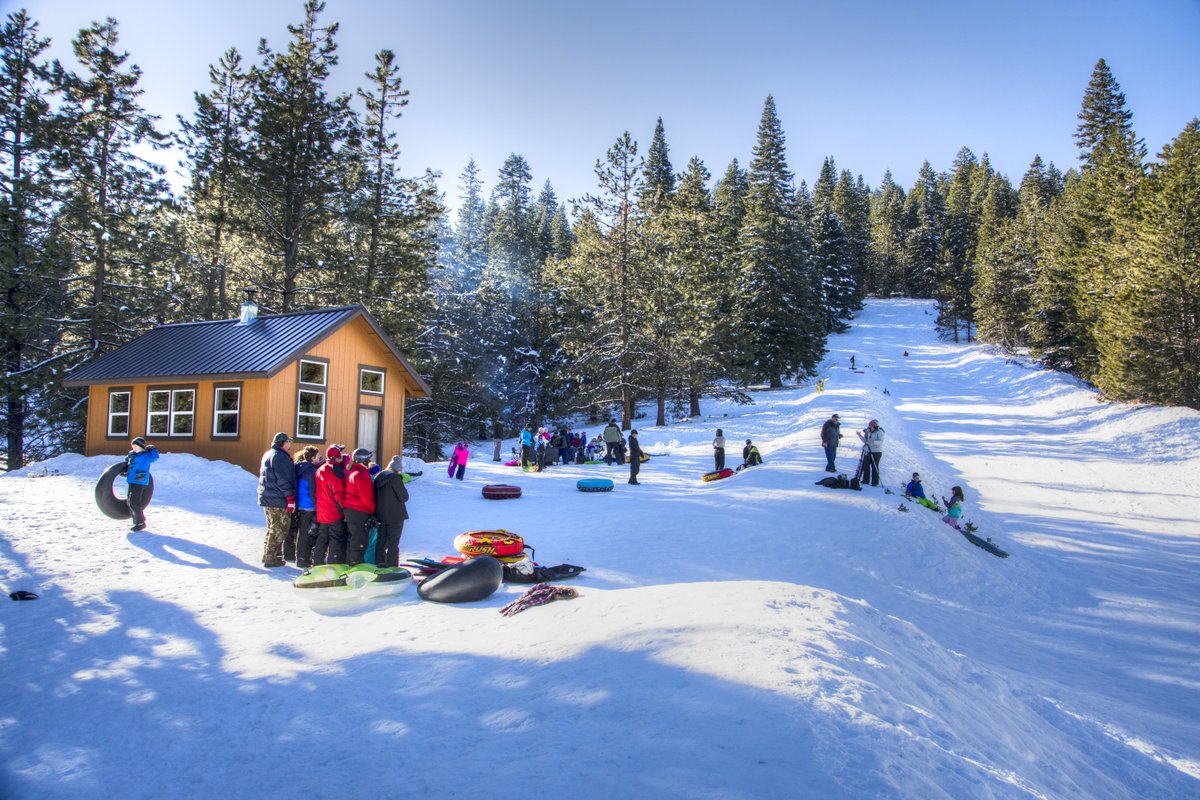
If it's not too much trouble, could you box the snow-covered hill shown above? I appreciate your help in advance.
[2,299,1198,799]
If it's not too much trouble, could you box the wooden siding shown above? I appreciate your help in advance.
[83,316,418,474]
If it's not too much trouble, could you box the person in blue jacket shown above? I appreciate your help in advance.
[288,445,321,567]
[904,472,926,499]
[125,437,159,532]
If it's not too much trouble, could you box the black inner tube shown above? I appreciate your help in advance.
[94,461,154,520]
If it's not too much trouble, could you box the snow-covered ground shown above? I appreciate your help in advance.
[2,299,1198,799]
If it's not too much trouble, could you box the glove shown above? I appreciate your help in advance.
[286,496,296,513]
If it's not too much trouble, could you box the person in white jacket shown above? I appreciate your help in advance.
[856,419,884,486]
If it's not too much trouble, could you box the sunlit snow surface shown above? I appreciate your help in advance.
[2,299,1198,799]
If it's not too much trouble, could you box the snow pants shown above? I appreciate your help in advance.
[315,519,347,565]
[344,508,372,565]
[714,447,725,472]
[862,452,881,486]
[127,483,150,527]
[375,520,405,567]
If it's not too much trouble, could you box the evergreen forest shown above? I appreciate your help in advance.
[2,2,1198,468]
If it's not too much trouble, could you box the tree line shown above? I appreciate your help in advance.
[2,3,1197,469]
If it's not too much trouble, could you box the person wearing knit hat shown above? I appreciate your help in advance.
[311,444,349,564]
[820,414,843,472]
[855,419,885,487]
[125,436,158,531]
[257,432,297,567]
[372,455,410,567]
[627,430,642,484]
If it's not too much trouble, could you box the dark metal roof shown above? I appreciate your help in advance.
[64,305,431,396]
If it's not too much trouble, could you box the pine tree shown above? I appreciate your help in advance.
[177,47,250,320]
[733,96,821,387]
[552,132,646,427]
[1042,58,1146,382]
[867,170,906,295]
[832,170,871,303]
[974,163,1035,350]
[936,147,978,341]
[0,10,71,466]
[56,16,170,350]
[349,49,439,347]
[1114,119,1200,408]
[237,0,356,312]
[901,161,943,298]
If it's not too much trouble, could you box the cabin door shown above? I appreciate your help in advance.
[357,408,381,462]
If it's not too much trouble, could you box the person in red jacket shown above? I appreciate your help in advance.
[314,444,349,564]
[344,448,377,565]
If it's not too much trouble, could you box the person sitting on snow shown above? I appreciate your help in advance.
[905,472,926,499]
[741,439,763,469]
[941,486,965,529]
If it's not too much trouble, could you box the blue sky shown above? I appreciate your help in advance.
[15,0,1200,212]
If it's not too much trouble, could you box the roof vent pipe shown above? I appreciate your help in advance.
[239,289,258,325]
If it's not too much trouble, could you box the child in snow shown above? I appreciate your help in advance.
[905,472,926,499]
[125,436,159,532]
[448,441,469,480]
[713,429,726,471]
[941,486,965,529]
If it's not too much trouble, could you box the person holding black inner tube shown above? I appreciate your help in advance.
[125,437,158,532]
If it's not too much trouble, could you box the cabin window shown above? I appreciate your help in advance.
[360,367,385,395]
[213,386,241,437]
[107,390,131,437]
[296,358,329,440]
[299,359,327,386]
[147,387,195,437]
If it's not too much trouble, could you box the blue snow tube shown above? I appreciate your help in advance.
[576,478,614,493]
[95,461,154,520]
[417,556,503,603]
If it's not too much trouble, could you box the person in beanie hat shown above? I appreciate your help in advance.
[125,437,158,531]
[742,439,762,468]
[713,429,726,472]
[856,419,885,487]
[314,445,349,564]
[820,414,842,472]
[372,455,410,567]
[257,432,296,567]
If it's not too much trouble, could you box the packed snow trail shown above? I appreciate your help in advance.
[2,299,1198,799]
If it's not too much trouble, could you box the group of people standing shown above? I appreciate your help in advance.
[820,414,884,486]
[257,432,409,570]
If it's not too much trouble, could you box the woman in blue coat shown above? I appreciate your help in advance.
[125,437,159,532]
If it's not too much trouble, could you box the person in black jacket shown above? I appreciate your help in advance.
[820,414,842,472]
[372,456,410,567]
[628,430,643,484]
[257,432,297,568]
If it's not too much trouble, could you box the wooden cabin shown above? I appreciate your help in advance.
[64,301,431,475]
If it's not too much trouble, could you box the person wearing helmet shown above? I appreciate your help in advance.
[257,432,296,567]
[343,448,377,565]
[314,444,349,564]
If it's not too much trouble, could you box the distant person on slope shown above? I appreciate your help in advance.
[628,430,643,484]
[713,429,726,471]
[602,420,622,465]
[125,436,159,532]
[941,486,965,529]
[820,413,842,472]
[741,439,763,469]
[856,419,884,487]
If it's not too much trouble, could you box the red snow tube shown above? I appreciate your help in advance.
[453,530,526,557]
[701,468,735,483]
[482,484,522,500]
